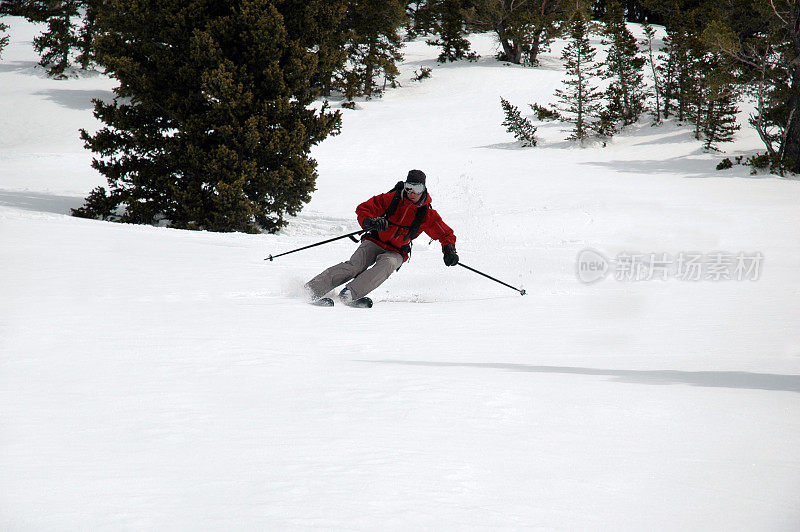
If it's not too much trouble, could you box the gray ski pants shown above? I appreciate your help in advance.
[305,240,403,300]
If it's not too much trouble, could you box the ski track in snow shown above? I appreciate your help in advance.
[2,16,800,530]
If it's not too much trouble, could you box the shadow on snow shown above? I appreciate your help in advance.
[365,360,800,393]
[0,189,84,215]
[0,60,38,74]
[34,88,113,111]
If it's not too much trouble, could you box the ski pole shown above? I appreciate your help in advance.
[458,262,526,296]
[265,229,366,261]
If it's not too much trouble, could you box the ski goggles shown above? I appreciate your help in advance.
[404,181,425,194]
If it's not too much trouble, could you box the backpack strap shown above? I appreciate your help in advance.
[406,204,429,242]
[361,182,403,245]
[363,181,429,256]
[390,203,429,255]
[382,181,405,219]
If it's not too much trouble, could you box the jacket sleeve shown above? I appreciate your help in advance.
[422,207,456,250]
[355,192,393,229]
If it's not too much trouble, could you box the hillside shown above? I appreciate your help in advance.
[2,16,799,530]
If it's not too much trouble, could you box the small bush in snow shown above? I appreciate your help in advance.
[412,67,432,82]
[500,97,537,147]
[716,158,733,170]
[745,153,777,175]
[530,103,560,121]
[0,22,8,59]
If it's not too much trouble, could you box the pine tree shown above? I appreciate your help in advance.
[419,0,474,63]
[522,0,570,66]
[0,20,8,59]
[554,13,604,144]
[465,0,570,65]
[500,97,537,146]
[642,21,662,123]
[20,0,99,78]
[697,51,740,151]
[338,0,405,99]
[704,0,800,174]
[73,0,341,233]
[598,0,666,23]
[658,29,677,119]
[659,24,703,124]
[278,0,348,97]
[600,0,646,129]
[466,0,533,64]
[405,1,426,37]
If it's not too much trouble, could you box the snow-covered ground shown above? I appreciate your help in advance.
[2,17,799,530]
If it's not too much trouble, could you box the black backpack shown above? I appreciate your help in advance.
[364,181,429,255]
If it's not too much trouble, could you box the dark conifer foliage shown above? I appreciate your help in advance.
[17,0,99,77]
[73,0,341,233]
[659,25,704,123]
[338,0,406,99]
[278,0,349,97]
[500,97,538,146]
[591,0,663,24]
[600,0,646,129]
[705,0,800,174]
[466,0,569,65]
[416,0,475,63]
[465,0,530,64]
[405,1,426,36]
[554,13,604,144]
[698,51,740,151]
[641,21,661,123]
[521,0,569,66]
[0,1,22,15]
[0,20,8,58]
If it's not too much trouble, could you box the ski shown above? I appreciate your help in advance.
[308,296,372,308]
[309,297,334,307]
[345,296,373,308]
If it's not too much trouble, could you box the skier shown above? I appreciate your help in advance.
[304,170,459,307]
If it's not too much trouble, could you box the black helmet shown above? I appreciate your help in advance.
[406,169,426,185]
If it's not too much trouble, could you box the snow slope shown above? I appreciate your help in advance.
[2,17,799,530]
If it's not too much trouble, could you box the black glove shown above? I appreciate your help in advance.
[364,217,389,233]
[363,217,389,232]
[443,243,459,266]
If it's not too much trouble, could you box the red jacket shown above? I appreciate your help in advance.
[356,189,456,262]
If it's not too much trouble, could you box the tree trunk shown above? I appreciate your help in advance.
[512,40,523,64]
[495,23,516,62]
[78,3,96,71]
[364,39,375,97]
[577,54,584,142]
[649,43,661,121]
[528,29,544,65]
[781,5,800,173]
[782,79,800,173]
